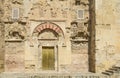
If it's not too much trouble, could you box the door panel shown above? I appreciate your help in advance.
[42,47,55,70]
[42,48,48,70]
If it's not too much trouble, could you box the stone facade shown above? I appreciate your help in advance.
[0,0,90,73]
[0,0,120,74]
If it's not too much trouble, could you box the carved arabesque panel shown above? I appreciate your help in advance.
[71,21,89,53]
[71,21,89,40]
[5,22,26,40]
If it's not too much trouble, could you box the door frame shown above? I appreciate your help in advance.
[38,45,58,72]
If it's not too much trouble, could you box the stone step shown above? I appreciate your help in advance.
[105,70,114,74]
[102,72,113,76]
[112,66,120,69]
[108,67,120,74]
[109,68,118,71]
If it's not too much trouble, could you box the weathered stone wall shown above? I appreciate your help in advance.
[95,0,120,72]
[3,0,120,73]
[0,0,91,73]
[0,0,5,73]
[22,0,90,73]
[5,42,24,72]
[68,0,90,73]
[0,23,5,73]
[3,0,26,72]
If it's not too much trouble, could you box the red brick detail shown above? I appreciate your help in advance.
[35,23,62,34]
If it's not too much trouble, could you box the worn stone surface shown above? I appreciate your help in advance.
[5,42,24,72]
[0,0,5,73]
[2,0,90,73]
[1,0,120,74]
[95,0,120,72]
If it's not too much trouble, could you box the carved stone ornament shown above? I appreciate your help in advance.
[71,21,89,40]
[12,0,23,4]
[5,22,26,40]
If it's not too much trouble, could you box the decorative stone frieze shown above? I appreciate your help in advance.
[71,21,89,40]
[5,22,26,40]
[12,0,23,4]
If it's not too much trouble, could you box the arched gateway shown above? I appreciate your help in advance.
[33,22,64,37]
[33,22,65,71]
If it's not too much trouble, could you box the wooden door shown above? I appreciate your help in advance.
[42,47,55,70]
